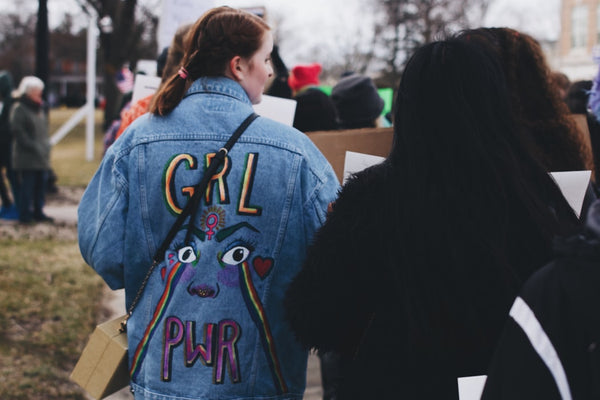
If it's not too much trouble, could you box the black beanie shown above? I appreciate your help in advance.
[331,74,384,129]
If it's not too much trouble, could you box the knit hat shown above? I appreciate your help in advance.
[293,88,338,132]
[288,63,321,92]
[331,74,384,129]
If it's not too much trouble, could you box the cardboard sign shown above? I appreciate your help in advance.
[306,127,393,183]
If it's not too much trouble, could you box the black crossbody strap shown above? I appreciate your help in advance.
[124,112,259,321]
[156,112,258,259]
[184,112,259,244]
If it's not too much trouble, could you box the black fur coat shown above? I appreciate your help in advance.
[284,161,581,400]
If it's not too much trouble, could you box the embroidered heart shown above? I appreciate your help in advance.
[253,257,274,279]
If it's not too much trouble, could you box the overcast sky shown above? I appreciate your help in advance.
[0,0,561,38]
[0,0,562,66]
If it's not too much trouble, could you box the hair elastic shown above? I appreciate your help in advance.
[178,67,188,79]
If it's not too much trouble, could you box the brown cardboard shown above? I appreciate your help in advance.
[307,127,393,183]
[71,315,130,399]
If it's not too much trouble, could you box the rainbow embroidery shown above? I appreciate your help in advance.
[238,153,262,216]
[130,259,186,379]
[239,261,287,394]
[163,154,197,215]
[204,153,231,205]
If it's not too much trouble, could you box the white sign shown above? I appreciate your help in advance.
[131,74,162,104]
[549,170,591,218]
[136,59,158,77]
[252,95,297,126]
[458,375,487,400]
[342,151,385,184]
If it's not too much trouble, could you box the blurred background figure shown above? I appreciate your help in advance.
[10,76,52,224]
[285,37,581,399]
[566,80,600,185]
[331,73,384,129]
[481,198,600,399]
[551,71,571,101]
[103,31,177,152]
[0,70,18,220]
[265,45,292,99]
[116,24,191,140]
[289,62,338,132]
[459,28,593,177]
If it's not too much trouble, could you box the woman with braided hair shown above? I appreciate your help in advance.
[79,7,339,399]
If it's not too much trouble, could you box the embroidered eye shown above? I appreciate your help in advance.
[221,245,251,265]
[178,246,197,263]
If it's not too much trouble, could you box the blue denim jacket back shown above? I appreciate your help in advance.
[78,77,340,399]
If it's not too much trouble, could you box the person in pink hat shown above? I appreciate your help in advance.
[288,63,337,133]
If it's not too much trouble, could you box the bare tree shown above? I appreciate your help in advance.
[370,0,492,87]
[0,13,37,84]
[36,0,49,89]
[75,0,158,128]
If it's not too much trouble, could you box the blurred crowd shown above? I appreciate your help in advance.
[3,6,600,400]
[0,73,55,224]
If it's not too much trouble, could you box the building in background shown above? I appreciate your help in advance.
[557,0,600,80]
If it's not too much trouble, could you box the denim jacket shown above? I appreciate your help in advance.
[78,77,340,399]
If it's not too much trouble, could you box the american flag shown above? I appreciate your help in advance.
[116,67,134,94]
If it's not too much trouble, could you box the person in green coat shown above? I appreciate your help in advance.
[0,70,18,219]
[10,76,52,223]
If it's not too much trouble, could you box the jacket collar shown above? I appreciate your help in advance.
[185,76,252,106]
[17,95,42,112]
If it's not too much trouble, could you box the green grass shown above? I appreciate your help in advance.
[0,239,106,399]
[49,108,105,187]
[0,108,108,399]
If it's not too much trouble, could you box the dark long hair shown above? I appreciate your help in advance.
[387,39,579,358]
[458,27,593,173]
[150,7,270,116]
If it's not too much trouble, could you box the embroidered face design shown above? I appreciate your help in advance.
[160,206,269,300]
[131,150,290,393]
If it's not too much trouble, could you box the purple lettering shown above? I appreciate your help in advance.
[161,317,241,384]
[214,319,242,384]
[162,316,184,381]
[185,321,216,367]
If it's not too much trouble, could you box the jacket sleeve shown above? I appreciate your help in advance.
[480,313,563,400]
[77,147,129,290]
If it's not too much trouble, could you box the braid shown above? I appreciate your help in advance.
[149,6,270,116]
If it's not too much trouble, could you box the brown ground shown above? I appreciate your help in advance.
[0,186,84,240]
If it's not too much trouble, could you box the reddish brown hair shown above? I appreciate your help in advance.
[459,28,593,173]
[150,7,270,116]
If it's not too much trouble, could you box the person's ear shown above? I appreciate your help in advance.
[229,56,245,81]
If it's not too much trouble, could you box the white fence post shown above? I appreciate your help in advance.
[85,15,97,161]
[49,14,98,161]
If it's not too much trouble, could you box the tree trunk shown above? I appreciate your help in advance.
[94,0,137,129]
[35,0,49,96]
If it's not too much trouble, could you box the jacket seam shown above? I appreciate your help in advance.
[85,171,128,263]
